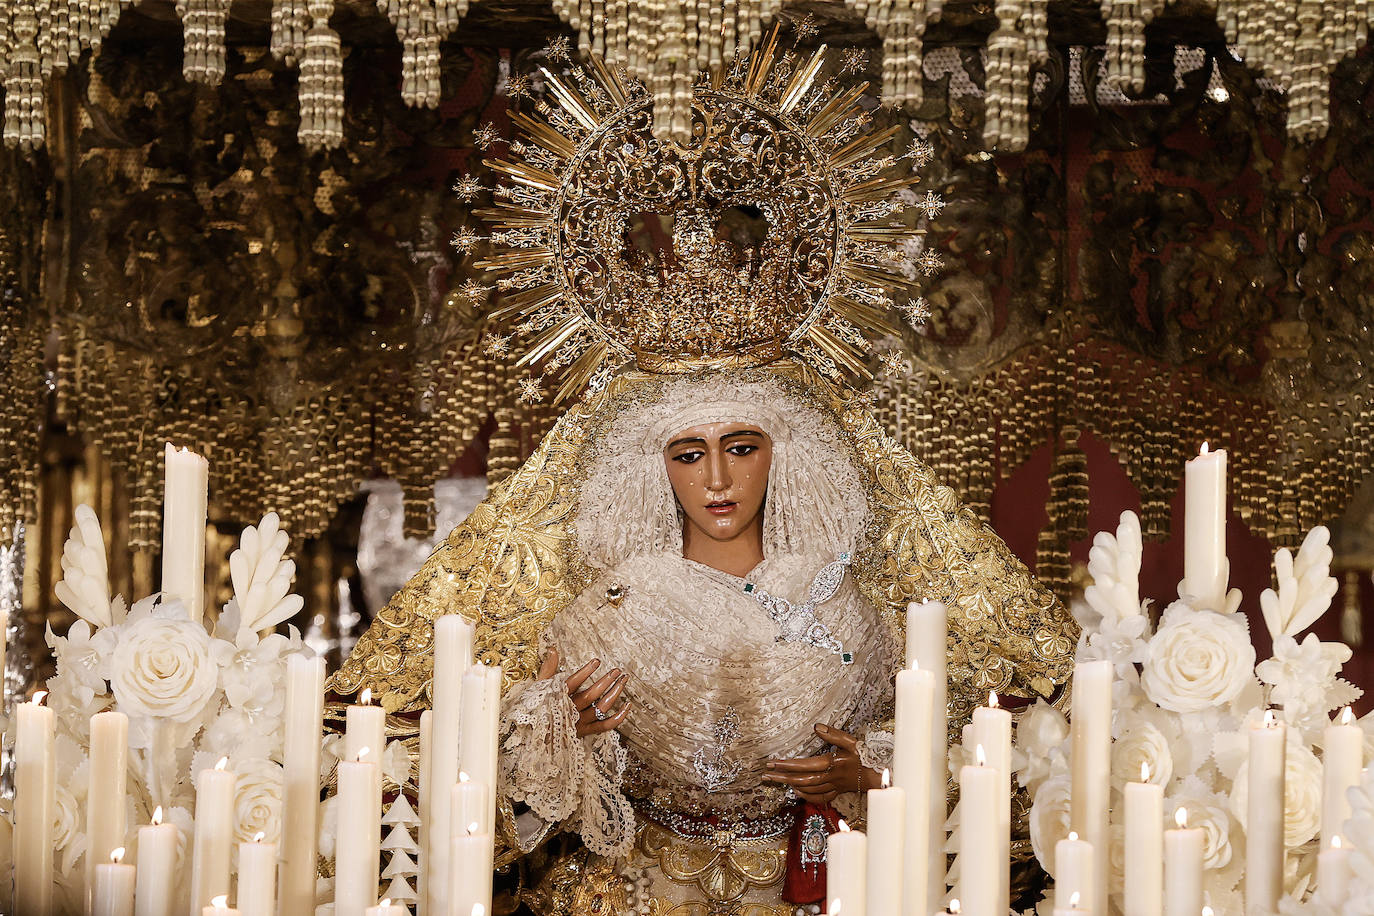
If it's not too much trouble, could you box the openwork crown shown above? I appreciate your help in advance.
[460,30,943,402]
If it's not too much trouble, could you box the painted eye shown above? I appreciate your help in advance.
[727,444,757,456]
[673,450,705,464]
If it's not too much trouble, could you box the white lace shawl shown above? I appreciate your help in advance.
[573,372,871,569]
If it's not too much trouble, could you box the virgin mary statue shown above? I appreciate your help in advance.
[329,35,1077,916]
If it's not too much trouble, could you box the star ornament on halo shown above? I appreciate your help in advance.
[791,13,819,40]
[452,175,483,201]
[458,279,490,303]
[450,227,483,255]
[516,376,545,404]
[473,122,501,151]
[543,35,572,62]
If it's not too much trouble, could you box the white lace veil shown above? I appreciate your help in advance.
[574,370,870,569]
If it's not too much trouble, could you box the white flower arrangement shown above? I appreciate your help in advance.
[1018,512,1364,916]
[42,506,317,905]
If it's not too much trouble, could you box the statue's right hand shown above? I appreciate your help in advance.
[538,646,632,737]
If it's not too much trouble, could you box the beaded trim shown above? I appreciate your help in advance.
[638,802,795,843]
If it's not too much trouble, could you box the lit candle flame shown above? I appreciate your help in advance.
[948,899,962,915]
[357,747,370,762]
[1202,908,1214,916]
[1141,761,1150,783]
[988,691,999,709]
[459,771,471,783]
[881,768,891,789]
[468,821,480,835]
[381,900,392,908]
[211,896,229,908]
[838,819,851,833]
[253,831,265,843]
[975,743,987,767]
[1341,706,1355,726]
[1263,708,1278,728]
[1175,807,1189,829]
[32,690,48,705]
[1334,836,1344,850]
[911,659,920,672]
[832,901,842,916]
[361,687,373,705]
[471,905,486,916]
[1067,831,1078,842]
[152,806,164,826]
[1069,892,1080,908]
[111,847,126,863]
[214,756,229,771]
[1200,441,1210,455]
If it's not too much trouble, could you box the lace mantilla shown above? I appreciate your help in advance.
[743,553,854,664]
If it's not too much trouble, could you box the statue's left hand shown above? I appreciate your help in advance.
[761,723,882,804]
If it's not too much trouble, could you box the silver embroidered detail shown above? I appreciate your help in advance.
[692,706,743,791]
[800,814,829,876]
[742,553,854,664]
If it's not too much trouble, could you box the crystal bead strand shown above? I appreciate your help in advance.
[299,0,343,149]
[270,0,309,66]
[2,7,43,149]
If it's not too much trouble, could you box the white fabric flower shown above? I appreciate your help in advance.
[202,707,277,763]
[1141,603,1256,713]
[1030,774,1073,874]
[1229,739,1323,848]
[1078,612,1150,676]
[1015,700,1069,792]
[52,784,81,851]
[107,599,220,723]
[1166,792,1236,870]
[46,620,116,707]
[1112,721,1174,786]
[1257,634,1354,728]
[211,630,291,716]
[233,758,285,844]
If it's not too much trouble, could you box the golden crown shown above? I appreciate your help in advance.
[460,30,942,402]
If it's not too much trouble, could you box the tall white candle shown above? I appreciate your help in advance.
[161,443,208,619]
[428,615,473,916]
[1164,808,1203,916]
[448,821,494,916]
[458,663,502,837]
[93,847,136,916]
[866,771,906,916]
[1123,764,1163,916]
[826,820,867,916]
[892,665,935,916]
[336,752,382,916]
[236,833,276,916]
[418,709,434,916]
[1322,706,1362,847]
[1182,442,1228,613]
[1246,711,1286,915]
[89,709,131,914]
[1070,660,1112,916]
[957,747,998,916]
[905,599,948,914]
[1053,832,1093,912]
[1317,836,1352,906]
[15,691,56,916]
[346,686,386,879]
[280,653,325,916]
[973,693,1011,916]
[135,807,178,916]
[189,758,235,916]
[451,773,489,841]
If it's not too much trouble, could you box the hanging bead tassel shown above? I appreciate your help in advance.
[299,0,344,150]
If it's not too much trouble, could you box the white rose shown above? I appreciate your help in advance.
[1167,794,1235,870]
[53,784,80,851]
[1141,603,1255,713]
[1229,740,1323,848]
[233,758,285,845]
[1112,722,1174,786]
[107,611,219,722]
[1030,774,1073,874]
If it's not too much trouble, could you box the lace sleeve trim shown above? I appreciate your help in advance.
[856,727,894,773]
[499,677,635,858]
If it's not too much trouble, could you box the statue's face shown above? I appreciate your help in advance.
[663,422,772,545]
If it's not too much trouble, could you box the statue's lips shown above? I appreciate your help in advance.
[705,501,737,515]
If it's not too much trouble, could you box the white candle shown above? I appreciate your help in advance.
[1317,836,1352,906]
[826,820,867,916]
[201,895,237,916]
[1246,711,1286,915]
[1182,442,1228,613]
[89,710,131,913]
[1123,764,1163,916]
[448,822,494,916]
[236,833,276,916]
[1051,891,1086,916]
[418,709,434,916]
[973,693,1011,916]
[892,665,935,916]
[366,900,408,916]
[458,663,502,837]
[336,751,382,916]
[15,691,55,916]
[135,807,178,916]
[1053,831,1093,912]
[1322,706,1362,847]
[346,687,386,880]
[866,771,906,916]
[1164,808,1203,916]
[957,747,998,916]
[428,615,473,916]
[161,442,208,618]
[93,847,136,916]
[189,758,235,916]
[1070,660,1112,916]
[280,653,325,916]
[905,599,948,915]
[451,773,488,840]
